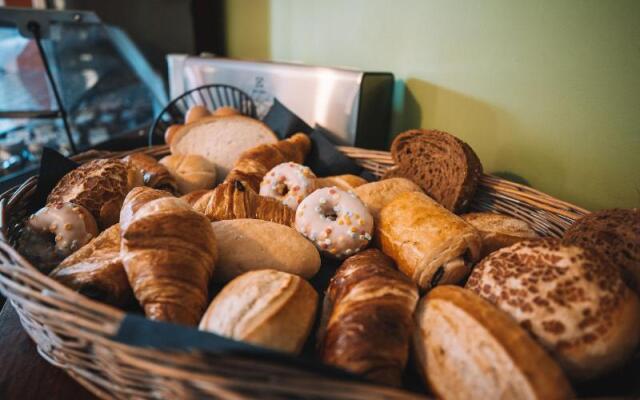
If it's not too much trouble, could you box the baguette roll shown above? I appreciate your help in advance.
[199,269,317,354]
[378,191,482,290]
[318,249,419,386]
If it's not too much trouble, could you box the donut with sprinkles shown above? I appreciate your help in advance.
[295,187,374,258]
[260,162,317,210]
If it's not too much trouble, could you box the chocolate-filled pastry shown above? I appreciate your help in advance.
[386,129,483,213]
[318,249,419,386]
[50,224,131,307]
[466,238,640,380]
[120,188,217,325]
[192,180,295,226]
[414,286,574,400]
[123,153,178,194]
[225,133,311,192]
[47,158,143,229]
[563,208,640,295]
[461,212,538,259]
[377,191,482,290]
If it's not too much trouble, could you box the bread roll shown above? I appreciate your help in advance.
[164,124,182,145]
[315,174,368,191]
[318,249,419,386]
[199,269,317,354]
[563,208,640,295]
[171,115,277,180]
[185,105,210,123]
[212,106,239,117]
[47,159,143,229]
[461,212,538,258]
[386,129,483,213]
[123,153,178,194]
[211,219,320,282]
[353,178,422,219]
[159,154,217,194]
[414,286,574,400]
[378,191,482,290]
[466,238,640,380]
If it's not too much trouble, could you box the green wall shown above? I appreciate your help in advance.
[225,0,640,210]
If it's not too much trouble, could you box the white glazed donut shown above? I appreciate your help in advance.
[295,187,373,258]
[28,202,98,256]
[260,162,316,209]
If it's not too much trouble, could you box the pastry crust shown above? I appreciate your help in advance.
[315,174,368,191]
[123,153,178,194]
[199,269,317,355]
[461,212,538,258]
[414,286,574,400]
[354,178,422,219]
[318,249,418,386]
[377,191,482,290]
[47,158,143,229]
[466,238,640,380]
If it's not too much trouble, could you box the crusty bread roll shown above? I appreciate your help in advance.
[185,105,210,124]
[123,153,178,194]
[211,219,320,282]
[212,106,239,118]
[199,269,317,354]
[378,191,482,290]
[315,174,367,191]
[563,208,640,295]
[353,177,422,219]
[414,286,574,400]
[386,129,483,213]
[47,159,143,229]
[164,124,182,145]
[171,115,277,180]
[318,249,419,386]
[461,212,538,258]
[466,238,640,380]
[159,154,217,194]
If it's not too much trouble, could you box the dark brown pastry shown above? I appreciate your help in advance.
[386,129,483,213]
[318,249,419,386]
[123,153,178,194]
[563,208,640,294]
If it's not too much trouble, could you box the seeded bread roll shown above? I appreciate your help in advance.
[414,286,574,400]
[378,191,482,290]
[386,129,483,213]
[466,238,640,380]
[199,269,318,354]
[563,208,640,295]
[461,212,538,259]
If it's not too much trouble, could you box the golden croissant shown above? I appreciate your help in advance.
[120,187,217,325]
[192,180,295,226]
[225,133,311,192]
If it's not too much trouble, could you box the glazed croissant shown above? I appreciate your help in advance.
[120,187,218,325]
[192,180,295,226]
[224,133,311,192]
[50,224,131,307]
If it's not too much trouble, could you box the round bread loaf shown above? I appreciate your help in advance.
[563,208,640,295]
[414,286,574,400]
[387,129,482,213]
[466,238,640,380]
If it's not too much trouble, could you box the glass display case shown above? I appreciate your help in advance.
[0,8,166,189]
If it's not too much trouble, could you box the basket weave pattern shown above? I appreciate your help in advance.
[0,145,589,399]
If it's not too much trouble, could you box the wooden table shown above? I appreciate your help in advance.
[0,301,97,400]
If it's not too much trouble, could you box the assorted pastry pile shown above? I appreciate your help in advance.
[17,108,640,398]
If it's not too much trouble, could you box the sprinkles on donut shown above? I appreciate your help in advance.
[295,187,373,258]
[260,162,317,210]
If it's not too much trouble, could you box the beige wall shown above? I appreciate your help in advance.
[225,0,640,210]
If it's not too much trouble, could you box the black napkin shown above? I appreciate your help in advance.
[262,98,313,138]
[27,147,79,214]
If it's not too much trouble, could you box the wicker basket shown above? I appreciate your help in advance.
[0,144,589,399]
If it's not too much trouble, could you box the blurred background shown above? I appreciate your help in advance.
[0,0,638,210]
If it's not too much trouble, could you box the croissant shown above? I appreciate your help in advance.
[192,180,295,226]
[50,224,131,307]
[120,187,217,325]
[224,133,311,192]
[123,153,178,194]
